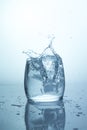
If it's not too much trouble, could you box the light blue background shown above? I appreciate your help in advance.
[0,0,87,85]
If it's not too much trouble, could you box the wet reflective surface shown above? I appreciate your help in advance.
[0,83,87,130]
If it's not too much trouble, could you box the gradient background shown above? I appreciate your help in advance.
[0,0,87,85]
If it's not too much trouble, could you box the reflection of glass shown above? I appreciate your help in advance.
[25,101,65,130]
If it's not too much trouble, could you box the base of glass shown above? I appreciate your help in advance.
[27,94,63,105]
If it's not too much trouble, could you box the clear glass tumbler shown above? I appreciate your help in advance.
[24,44,65,103]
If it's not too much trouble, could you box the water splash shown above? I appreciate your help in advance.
[23,35,55,59]
[23,50,40,58]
